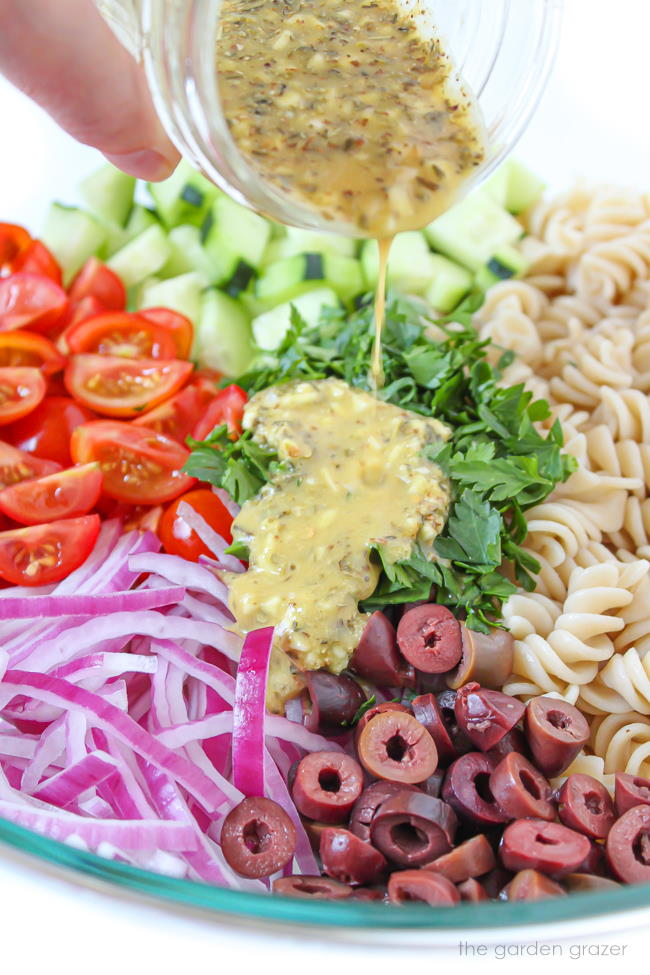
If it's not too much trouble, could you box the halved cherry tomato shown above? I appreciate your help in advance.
[139,307,194,359]
[57,297,108,354]
[0,224,32,275]
[64,355,193,418]
[159,488,234,561]
[0,368,47,425]
[132,378,218,443]
[106,502,164,534]
[68,258,126,311]
[14,241,62,285]
[0,441,62,491]
[0,331,65,375]
[192,384,248,440]
[0,463,103,525]
[71,420,194,504]
[66,312,178,359]
[0,514,100,586]
[4,396,96,467]
[0,273,68,334]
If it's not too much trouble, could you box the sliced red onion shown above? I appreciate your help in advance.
[156,713,233,750]
[152,640,236,705]
[0,733,37,759]
[232,627,274,798]
[211,487,240,520]
[129,552,229,604]
[0,587,184,620]
[176,502,243,573]
[32,751,118,807]
[53,653,158,684]
[265,715,344,754]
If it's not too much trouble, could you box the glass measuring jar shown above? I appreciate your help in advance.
[96,0,564,235]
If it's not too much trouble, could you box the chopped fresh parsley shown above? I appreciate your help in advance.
[186,294,576,631]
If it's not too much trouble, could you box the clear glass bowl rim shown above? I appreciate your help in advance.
[1,816,648,930]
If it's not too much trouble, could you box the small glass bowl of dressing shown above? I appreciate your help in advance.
[96,0,563,234]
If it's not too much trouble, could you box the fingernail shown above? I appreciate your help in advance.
[104,148,179,181]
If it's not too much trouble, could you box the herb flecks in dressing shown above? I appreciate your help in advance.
[227,378,450,712]
[216,0,485,238]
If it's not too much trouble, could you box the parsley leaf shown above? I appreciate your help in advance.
[183,425,281,506]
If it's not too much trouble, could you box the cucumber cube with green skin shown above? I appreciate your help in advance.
[253,287,339,351]
[202,195,272,284]
[194,288,255,376]
[162,225,224,286]
[361,232,438,295]
[503,160,546,214]
[41,203,107,285]
[425,194,523,271]
[282,226,358,258]
[79,165,136,227]
[123,205,160,244]
[255,252,364,308]
[474,243,530,292]
[425,254,473,313]
[139,272,204,326]
[148,159,220,228]
[107,224,171,288]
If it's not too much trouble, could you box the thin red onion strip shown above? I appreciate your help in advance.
[32,751,118,807]
[232,627,274,798]
[0,587,185,620]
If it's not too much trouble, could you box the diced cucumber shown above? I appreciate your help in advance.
[202,195,271,284]
[252,287,339,352]
[194,288,255,376]
[474,244,529,291]
[79,165,136,226]
[41,203,107,285]
[107,224,171,288]
[255,252,364,308]
[148,160,220,228]
[98,220,129,259]
[503,160,546,215]
[425,255,473,313]
[139,272,204,325]
[482,167,510,208]
[361,233,436,295]
[425,194,523,272]
[123,205,159,243]
[162,225,218,285]
[282,226,357,259]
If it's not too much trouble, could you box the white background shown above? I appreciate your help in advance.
[1,0,650,971]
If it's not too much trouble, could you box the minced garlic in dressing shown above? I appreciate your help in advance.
[226,378,450,712]
[216,0,485,238]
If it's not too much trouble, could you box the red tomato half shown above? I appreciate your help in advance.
[66,312,178,359]
[192,384,248,440]
[159,488,234,561]
[64,354,193,418]
[70,420,194,504]
[0,331,65,375]
[14,241,62,285]
[139,307,194,359]
[0,224,32,275]
[0,514,100,586]
[0,462,103,525]
[132,378,217,443]
[4,395,96,467]
[0,367,46,425]
[68,258,126,311]
[0,273,68,334]
[0,441,61,490]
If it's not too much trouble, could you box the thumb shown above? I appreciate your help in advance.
[0,0,180,181]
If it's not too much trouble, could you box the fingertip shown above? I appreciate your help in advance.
[104,148,181,182]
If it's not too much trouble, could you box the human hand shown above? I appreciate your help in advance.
[0,0,179,180]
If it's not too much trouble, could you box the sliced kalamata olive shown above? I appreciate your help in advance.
[564,873,621,893]
[575,840,606,877]
[486,728,529,763]
[500,818,591,877]
[436,689,473,756]
[558,774,615,840]
[397,604,462,674]
[320,827,388,885]
[221,797,296,879]
[301,817,329,854]
[411,693,458,766]
[273,875,353,899]
[606,804,650,883]
[482,867,513,899]
[349,780,419,843]
[420,769,445,798]
[355,701,410,743]
[370,790,457,867]
[615,772,650,816]
[388,869,460,906]
[350,886,388,902]
[447,624,515,691]
[357,710,438,784]
[350,611,416,688]
[291,751,364,824]
[525,697,589,777]
[302,670,366,735]
[442,752,509,825]
[489,752,555,821]
[503,869,566,901]
[424,833,496,883]
[454,682,525,752]
[457,877,489,902]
